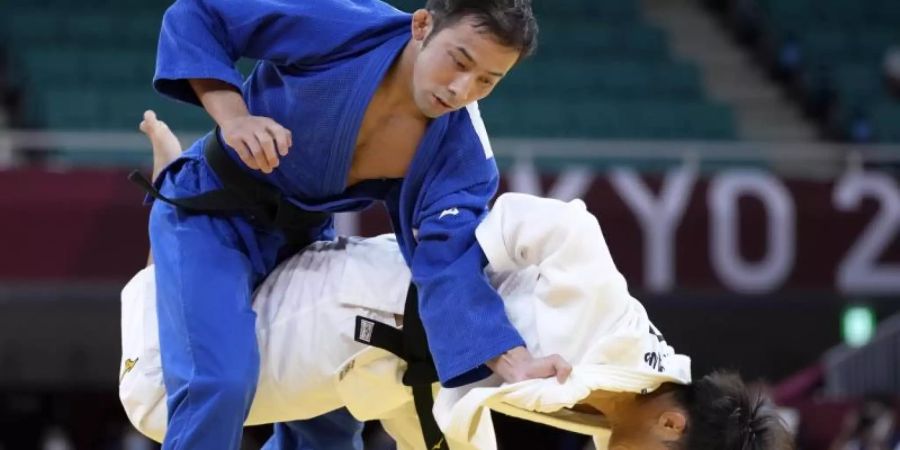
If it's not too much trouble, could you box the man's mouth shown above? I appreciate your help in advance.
[434,94,452,109]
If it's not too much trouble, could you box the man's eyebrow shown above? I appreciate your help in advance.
[457,46,506,78]
[457,46,476,64]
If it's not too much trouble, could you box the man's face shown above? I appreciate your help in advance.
[607,427,678,450]
[605,401,686,450]
[411,13,520,118]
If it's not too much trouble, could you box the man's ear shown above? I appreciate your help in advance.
[655,411,687,440]
[411,9,434,43]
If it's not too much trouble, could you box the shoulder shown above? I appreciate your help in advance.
[311,0,411,25]
[411,103,500,209]
[206,0,406,17]
[459,102,494,160]
[291,0,411,32]
[207,0,410,40]
[444,102,494,159]
[435,102,497,177]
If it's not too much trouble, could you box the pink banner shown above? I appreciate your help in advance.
[2,166,898,295]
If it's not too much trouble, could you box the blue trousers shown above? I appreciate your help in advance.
[262,410,364,450]
[149,149,362,450]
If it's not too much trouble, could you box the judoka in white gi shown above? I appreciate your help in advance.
[121,113,793,450]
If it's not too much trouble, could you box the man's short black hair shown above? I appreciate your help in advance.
[666,372,795,450]
[424,0,538,58]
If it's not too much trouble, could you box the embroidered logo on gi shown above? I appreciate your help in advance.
[120,357,139,382]
[431,437,445,450]
[358,319,375,343]
[643,352,666,373]
[439,208,459,219]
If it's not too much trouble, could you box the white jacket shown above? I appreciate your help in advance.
[118,193,690,448]
[437,193,691,450]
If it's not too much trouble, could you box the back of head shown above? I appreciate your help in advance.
[424,0,538,58]
[671,372,795,450]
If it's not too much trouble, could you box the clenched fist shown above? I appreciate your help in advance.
[487,346,572,384]
[221,115,292,173]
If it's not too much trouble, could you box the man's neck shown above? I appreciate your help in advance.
[376,39,426,119]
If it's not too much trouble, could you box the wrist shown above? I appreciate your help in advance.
[211,103,251,129]
[189,79,249,126]
[486,346,528,374]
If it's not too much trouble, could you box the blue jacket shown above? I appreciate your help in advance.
[153,0,524,386]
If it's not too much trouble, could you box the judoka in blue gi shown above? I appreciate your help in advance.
[144,0,568,449]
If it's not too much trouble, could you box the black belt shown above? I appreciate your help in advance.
[128,130,330,251]
[131,132,445,446]
[355,284,448,450]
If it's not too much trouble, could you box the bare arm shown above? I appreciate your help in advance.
[188,79,250,126]
[188,78,291,173]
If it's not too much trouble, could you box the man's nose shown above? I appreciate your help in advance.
[448,74,475,102]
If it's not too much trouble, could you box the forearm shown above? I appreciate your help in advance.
[485,345,572,384]
[188,78,250,127]
[485,346,529,376]
[416,267,524,386]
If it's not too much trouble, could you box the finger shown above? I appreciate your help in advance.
[269,118,292,152]
[526,357,558,381]
[231,140,259,170]
[243,135,270,173]
[254,130,279,170]
[267,124,290,157]
[553,356,572,384]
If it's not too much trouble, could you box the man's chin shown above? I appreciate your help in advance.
[415,96,450,119]
[419,106,445,119]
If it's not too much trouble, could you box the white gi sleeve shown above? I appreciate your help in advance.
[474,192,632,363]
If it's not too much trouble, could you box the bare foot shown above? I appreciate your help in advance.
[139,110,182,182]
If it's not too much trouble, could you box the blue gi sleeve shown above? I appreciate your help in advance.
[411,175,526,388]
[154,0,406,105]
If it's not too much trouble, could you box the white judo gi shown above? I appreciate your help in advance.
[119,193,691,449]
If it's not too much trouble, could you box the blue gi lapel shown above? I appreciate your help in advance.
[393,114,450,264]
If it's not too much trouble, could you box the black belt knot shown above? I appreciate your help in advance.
[128,129,329,250]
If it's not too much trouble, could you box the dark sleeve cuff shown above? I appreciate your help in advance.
[153,68,244,107]
[439,332,525,388]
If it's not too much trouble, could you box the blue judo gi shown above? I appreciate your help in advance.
[149,0,525,449]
